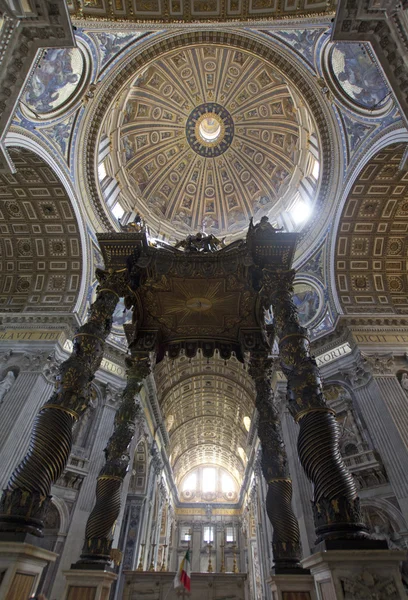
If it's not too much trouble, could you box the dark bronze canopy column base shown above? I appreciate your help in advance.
[0,489,52,538]
[0,404,75,536]
[249,354,304,573]
[312,496,369,545]
[76,535,116,568]
[266,480,305,573]
[295,409,370,544]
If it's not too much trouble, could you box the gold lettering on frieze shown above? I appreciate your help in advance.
[315,342,352,367]
[0,329,64,342]
[100,358,126,377]
[352,332,408,345]
[175,508,242,516]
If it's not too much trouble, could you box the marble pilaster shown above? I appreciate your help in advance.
[280,405,315,555]
[351,375,408,524]
[0,372,54,489]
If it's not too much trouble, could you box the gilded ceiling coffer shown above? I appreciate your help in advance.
[249,354,303,573]
[78,354,150,567]
[0,268,132,538]
[263,268,370,546]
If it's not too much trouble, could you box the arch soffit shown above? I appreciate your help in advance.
[360,497,407,533]
[333,141,408,316]
[50,495,70,536]
[4,133,90,316]
[329,128,408,314]
[76,28,340,256]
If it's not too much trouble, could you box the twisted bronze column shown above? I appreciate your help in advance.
[0,269,130,537]
[78,355,150,566]
[249,354,302,572]
[265,269,368,544]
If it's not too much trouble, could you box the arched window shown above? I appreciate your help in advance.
[180,466,239,503]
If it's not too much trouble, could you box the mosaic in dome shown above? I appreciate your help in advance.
[102,45,320,241]
[23,47,89,118]
[330,43,390,110]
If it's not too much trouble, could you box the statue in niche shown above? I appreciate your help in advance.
[0,370,16,405]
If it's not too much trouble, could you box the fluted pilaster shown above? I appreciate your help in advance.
[78,355,150,566]
[352,376,408,523]
[0,268,131,537]
[249,354,302,571]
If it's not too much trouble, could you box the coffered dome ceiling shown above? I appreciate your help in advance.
[101,44,321,241]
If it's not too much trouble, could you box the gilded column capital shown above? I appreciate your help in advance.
[95,267,131,299]
[362,352,395,376]
[340,356,372,389]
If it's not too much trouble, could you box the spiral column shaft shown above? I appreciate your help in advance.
[0,269,130,537]
[79,355,150,565]
[249,355,302,571]
[265,269,367,543]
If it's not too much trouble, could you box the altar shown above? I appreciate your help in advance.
[123,571,247,600]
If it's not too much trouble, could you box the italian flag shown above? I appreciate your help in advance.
[174,548,191,592]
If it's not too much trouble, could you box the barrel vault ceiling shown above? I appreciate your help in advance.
[154,352,255,488]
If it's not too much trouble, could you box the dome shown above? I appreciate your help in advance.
[97,44,321,241]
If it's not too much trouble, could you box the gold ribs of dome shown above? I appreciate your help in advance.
[101,44,317,241]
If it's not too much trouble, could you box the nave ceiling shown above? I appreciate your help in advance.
[154,352,255,492]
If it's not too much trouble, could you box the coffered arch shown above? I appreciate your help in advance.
[334,142,408,315]
[0,146,84,313]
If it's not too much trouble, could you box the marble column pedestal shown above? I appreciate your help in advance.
[302,550,407,600]
[0,541,57,600]
[62,568,117,600]
[267,573,317,600]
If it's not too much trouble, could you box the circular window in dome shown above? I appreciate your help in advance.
[197,114,223,143]
[186,102,233,157]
